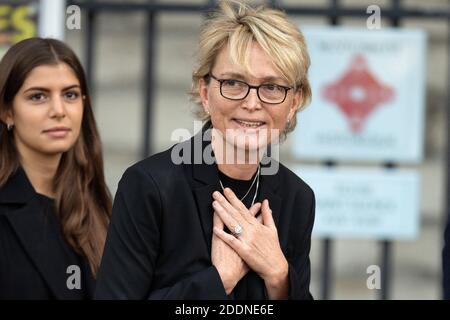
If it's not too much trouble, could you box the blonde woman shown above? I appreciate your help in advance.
[96,0,314,300]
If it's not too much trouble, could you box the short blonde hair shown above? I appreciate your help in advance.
[190,0,311,134]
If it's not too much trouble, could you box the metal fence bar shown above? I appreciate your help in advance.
[2,0,36,4]
[321,238,332,300]
[380,240,392,299]
[142,0,156,158]
[380,163,397,300]
[84,8,96,97]
[68,2,213,13]
[319,0,341,301]
[445,15,450,300]
[68,1,450,19]
[378,0,402,300]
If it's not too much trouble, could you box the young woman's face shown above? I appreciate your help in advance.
[199,42,301,151]
[6,63,84,158]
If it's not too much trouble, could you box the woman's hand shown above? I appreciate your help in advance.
[212,188,289,299]
[211,201,261,295]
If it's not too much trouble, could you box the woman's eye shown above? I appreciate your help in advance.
[223,80,240,87]
[264,84,282,91]
[64,91,80,100]
[29,93,46,101]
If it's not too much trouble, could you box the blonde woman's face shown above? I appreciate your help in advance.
[6,63,84,158]
[199,42,301,151]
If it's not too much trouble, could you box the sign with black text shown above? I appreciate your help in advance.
[294,166,420,240]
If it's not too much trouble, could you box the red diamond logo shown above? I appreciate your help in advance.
[322,54,395,133]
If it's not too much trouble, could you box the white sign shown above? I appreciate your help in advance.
[293,27,427,163]
[293,166,420,240]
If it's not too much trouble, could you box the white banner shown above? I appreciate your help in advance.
[293,166,420,240]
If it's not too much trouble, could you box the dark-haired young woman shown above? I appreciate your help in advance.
[0,38,111,299]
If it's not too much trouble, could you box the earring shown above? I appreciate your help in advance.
[6,123,13,131]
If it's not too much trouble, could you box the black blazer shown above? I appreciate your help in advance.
[95,130,315,300]
[0,168,95,299]
[444,213,450,299]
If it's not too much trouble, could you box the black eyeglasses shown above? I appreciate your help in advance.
[208,74,292,105]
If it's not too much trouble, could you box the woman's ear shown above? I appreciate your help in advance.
[0,109,13,127]
[198,78,210,115]
[288,90,302,121]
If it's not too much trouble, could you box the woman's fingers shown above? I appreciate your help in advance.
[223,188,248,212]
[213,189,260,225]
[213,191,246,224]
[214,198,285,283]
[213,211,224,229]
[213,226,247,256]
[248,202,261,217]
[261,199,275,228]
[213,200,241,233]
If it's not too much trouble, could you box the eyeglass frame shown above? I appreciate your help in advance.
[207,73,293,105]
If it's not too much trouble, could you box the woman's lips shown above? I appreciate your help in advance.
[42,127,71,138]
[232,119,266,129]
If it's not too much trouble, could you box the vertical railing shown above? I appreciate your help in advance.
[84,7,96,97]
[319,0,341,301]
[143,0,156,158]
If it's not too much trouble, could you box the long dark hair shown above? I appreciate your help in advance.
[0,38,112,277]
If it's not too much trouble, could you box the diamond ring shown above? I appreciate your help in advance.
[233,224,243,237]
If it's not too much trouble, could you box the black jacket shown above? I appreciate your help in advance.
[0,168,95,299]
[95,131,315,300]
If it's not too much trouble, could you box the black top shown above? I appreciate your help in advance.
[218,169,259,209]
[95,126,315,300]
[0,168,95,299]
[218,170,261,299]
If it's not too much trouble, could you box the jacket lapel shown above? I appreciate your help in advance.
[257,164,282,230]
[0,168,80,299]
[193,183,219,254]
[190,125,221,254]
